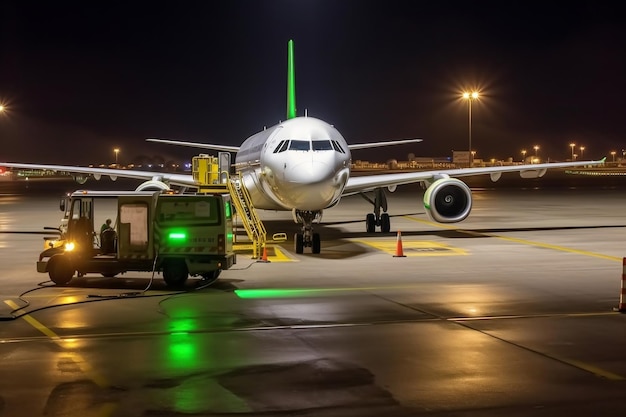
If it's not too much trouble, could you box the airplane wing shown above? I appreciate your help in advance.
[0,163,197,188]
[347,138,422,150]
[342,158,607,195]
[146,138,240,152]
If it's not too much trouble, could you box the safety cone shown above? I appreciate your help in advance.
[257,244,271,263]
[393,230,406,257]
[617,257,626,312]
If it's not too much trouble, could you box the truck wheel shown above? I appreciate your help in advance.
[48,255,74,285]
[163,259,188,287]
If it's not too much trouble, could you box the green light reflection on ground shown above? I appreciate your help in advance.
[235,288,334,299]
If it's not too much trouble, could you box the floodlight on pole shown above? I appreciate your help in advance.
[462,91,479,167]
[569,143,575,161]
[580,146,585,159]
[114,148,120,166]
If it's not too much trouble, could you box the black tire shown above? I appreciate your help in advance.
[48,255,74,285]
[101,273,117,278]
[163,258,188,287]
[366,213,376,233]
[381,213,391,233]
[294,233,304,254]
[312,233,321,254]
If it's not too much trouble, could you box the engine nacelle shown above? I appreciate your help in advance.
[423,177,472,223]
[135,179,171,191]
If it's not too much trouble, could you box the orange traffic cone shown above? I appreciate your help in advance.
[393,230,406,257]
[617,257,626,312]
[257,244,271,263]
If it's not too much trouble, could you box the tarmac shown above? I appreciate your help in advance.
[1,177,626,416]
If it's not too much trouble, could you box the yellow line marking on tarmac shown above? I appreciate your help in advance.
[407,217,623,262]
[353,239,466,256]
[4,299,113,391]
[562,358,625,381]
[234,244,297,262]
[269,246,295,262]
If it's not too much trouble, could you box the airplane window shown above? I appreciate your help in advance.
[289,140,310,151]
[273,140,286,153]
[312,140,333,151]
[332,140,346,153]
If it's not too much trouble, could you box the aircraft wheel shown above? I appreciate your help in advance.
[381,213,391,233]
[163,258,188,287]
[294,233,304,254]
[366,213,376,233]
[101,273,117,278]
[48,255,75,285]
[312,233,321,254]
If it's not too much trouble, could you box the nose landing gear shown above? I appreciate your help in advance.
[293,210,322,254]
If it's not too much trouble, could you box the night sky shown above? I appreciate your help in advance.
[1,1,624,165]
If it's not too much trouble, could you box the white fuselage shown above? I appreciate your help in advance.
[234,116,351,211]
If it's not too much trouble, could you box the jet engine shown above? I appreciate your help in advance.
[135,179,171,191]
[423,177,472,223]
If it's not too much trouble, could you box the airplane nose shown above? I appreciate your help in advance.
[268,158,344,210]
[286,160,332,184]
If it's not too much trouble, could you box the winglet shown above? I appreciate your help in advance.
[286,39,296,119]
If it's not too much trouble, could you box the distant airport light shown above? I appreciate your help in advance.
[569,143,576,160]
[461,90,480,167]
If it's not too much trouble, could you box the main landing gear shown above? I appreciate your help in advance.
[293,210,322,254]
[362,187,391,233]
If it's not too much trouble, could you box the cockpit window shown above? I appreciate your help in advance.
[289,140,310,151]
[273,140,289,153]
[332,140,346,154]
[273,140,284,153]
[312,140,333,151]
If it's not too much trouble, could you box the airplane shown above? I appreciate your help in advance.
[1,40,605,254]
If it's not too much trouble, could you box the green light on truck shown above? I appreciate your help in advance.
[168,231,187,241]
[224,201,231,218]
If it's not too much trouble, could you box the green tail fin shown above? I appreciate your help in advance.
[286,39,296,119]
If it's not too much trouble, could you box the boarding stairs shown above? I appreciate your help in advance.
[227,175,267,259]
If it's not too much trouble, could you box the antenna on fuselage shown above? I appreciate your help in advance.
[287,39,296,120]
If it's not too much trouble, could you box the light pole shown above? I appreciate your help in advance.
[580,146,585,160]
[533,145,539,163]
[521,149,527,163]
[462,91,479,167]
[611,151,616,162]
[569,143,575,161]
[114,148,120,166]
